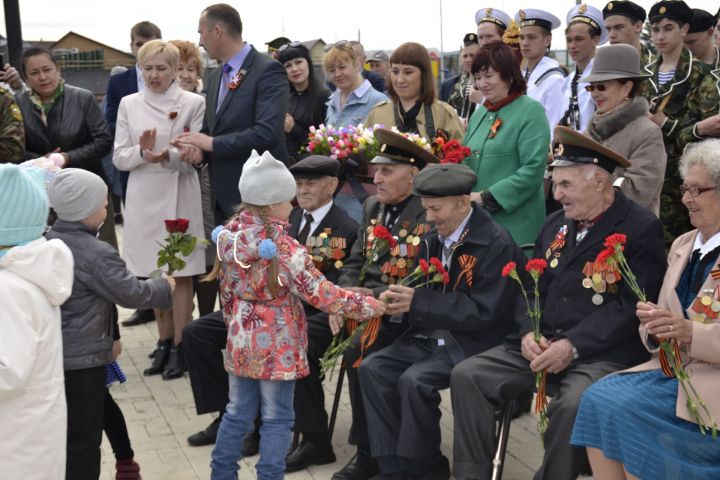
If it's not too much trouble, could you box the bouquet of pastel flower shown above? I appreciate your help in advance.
[306,124,360,161]
[319,226,449,378]
[502,258,550,436]
[596,234,717,437]
[151,219,207,277]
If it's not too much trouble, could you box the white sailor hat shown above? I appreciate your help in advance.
[514,8,561,31]
[567,4,609,45]
[475,7,512,30]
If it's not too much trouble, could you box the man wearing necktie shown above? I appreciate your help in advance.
[358,164,527,480]
[172,3,289,223]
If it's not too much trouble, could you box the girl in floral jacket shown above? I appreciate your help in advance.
[210,151,385,480]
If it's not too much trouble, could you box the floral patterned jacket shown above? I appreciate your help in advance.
[217,211,382,380]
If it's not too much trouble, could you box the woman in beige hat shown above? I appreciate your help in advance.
[581,43,667,216]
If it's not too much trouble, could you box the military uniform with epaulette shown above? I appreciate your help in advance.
[0,86,24,163]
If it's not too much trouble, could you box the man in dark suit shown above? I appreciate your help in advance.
[285,156,359,472]
[173,3,288,223]
[450,127,667,480]
[105,20,161,327]
[330,129,435,480]
[359,164,526,480]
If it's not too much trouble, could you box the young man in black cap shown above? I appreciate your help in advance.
[284,156,360,472]
[603,1,654,66]
[358,163,526,480]
[330,128,435,480]
[451,126,666,480]
[440,33,481,122]
[640,0,710,245]
[266,36,291,59]
[685,8,719,68]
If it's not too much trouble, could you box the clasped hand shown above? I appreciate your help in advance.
[522,332,574,374]
[636,301,693,345]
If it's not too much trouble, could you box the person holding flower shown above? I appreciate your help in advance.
[571,139,720,479]
[208,150,385,480]
[113,39,206,380]
[365,42,463,143]
[450,126,666,480]
[358,163,527,480]
[462,40,549,248]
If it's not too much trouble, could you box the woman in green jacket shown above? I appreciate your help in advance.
[462,40,549,247]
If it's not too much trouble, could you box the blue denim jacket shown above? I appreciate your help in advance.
[325,79,387,127]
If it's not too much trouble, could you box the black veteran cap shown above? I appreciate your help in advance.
[602,1,646,22]
[370,128,438,170]
[689,8,715,33]
[412,164,477,197]
[289,155,341,179]
[266,36,291,51]
[551,126,630,173]
[648,1,693,25]
[463,33,479,45]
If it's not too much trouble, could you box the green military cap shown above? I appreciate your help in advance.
[371,128,438,170]
[289,155,341,179]
[412,164,477,197]
[551,126,630,173]
[648,0,693,25]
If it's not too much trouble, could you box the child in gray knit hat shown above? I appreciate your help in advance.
[46,168,176,479]
[208,150,386,479]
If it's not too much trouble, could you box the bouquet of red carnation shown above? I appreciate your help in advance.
[151,218,207,277]
[595,233,717,437]
[440,139,471,164]
[502,258,550,436]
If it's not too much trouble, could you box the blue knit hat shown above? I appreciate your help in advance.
[0,164,49,248]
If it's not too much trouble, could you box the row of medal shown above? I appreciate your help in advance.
[581,260,620,306]
[690,287,720,324]
[366,219,431,285]
[304,228,347,270]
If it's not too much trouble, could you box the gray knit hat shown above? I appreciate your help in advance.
[49,168,108,222]
[238,150,297,206]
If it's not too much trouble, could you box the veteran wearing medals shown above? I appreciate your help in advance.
[515,8,566,129]
[357,164,526,480]
[571,139,720,479]
[603,1,654,66]
[450,126,666,480]
[284,155,359,472]
[330,128,435,480]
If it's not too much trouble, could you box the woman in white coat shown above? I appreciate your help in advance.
[113,40,206,380]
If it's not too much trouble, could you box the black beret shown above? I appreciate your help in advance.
[551,126,630,173]
[289,155,341,179]
[463,33,479,46]
[648,1,693,25]
[371,128,438,170]
[412,164,477,198]
[689,9,715,33]
[602,1,646,22]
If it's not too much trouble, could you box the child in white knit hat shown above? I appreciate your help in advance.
[209,150,386,480]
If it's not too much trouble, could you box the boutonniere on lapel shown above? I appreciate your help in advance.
[488,118,503,139]
[546,225,568,268]
[453,254,477,290]
[168,111,178,119]
[228,69,248,91]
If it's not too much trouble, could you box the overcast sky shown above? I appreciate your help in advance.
[1,1,718,54]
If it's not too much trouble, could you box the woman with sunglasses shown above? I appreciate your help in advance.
[582,44,667,217]
[278,42,330,163]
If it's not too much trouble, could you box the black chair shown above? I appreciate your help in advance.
[492,399,516,480]
[327,364,346,440]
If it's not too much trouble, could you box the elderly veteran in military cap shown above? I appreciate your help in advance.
[450,126,666,480]
[686,8,719,68]
[356,163,527,480]
[329,128,436,480]
[515,8,566,128]
[603,1,654,65]
[559,4,608,132]
[284,155,360,472]
[475,7,512,46]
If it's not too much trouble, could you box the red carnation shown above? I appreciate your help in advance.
[502,261,517,278]
[430,257,444,273]
[419,259,430,275]
[604,233,627,249]
[441,271,450,285]
[595,246,614,266]
[525,258,548,275]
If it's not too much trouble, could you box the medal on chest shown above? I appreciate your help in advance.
[581,260,621,306]
[546,225,568,269]
[690,286,720,324]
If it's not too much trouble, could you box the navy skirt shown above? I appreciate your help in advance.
[571,370,720,479]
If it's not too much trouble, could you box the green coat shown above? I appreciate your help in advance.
[462,95,548,247]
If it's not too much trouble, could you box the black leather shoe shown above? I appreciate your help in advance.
[241,430,260,457]
[121,308,155,327]
[285,440,336,473]
[162,343,186,380]
[332,451,379,480]
[143,338,171,376]
[187,417,221,446]
[418,455,450,480]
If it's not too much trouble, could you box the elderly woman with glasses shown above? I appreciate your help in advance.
[571,139,720,480]
[582,44,667,216]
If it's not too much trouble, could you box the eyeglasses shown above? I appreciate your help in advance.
[323,40,351,52]
[680,185,716,198]
[278,41,304,53]
[584,84,609,92]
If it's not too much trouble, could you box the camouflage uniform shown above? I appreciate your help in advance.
[447,75,474,119]
[0,87,24,163]
[676,68,720,152]
[640,43,655,69]
[640,48,710,245]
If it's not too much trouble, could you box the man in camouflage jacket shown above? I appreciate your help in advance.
[0,87,24,163]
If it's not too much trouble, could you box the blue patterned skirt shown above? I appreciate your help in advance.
[571,370,720,479]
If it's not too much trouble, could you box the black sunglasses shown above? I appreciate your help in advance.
[585,84,609,92]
